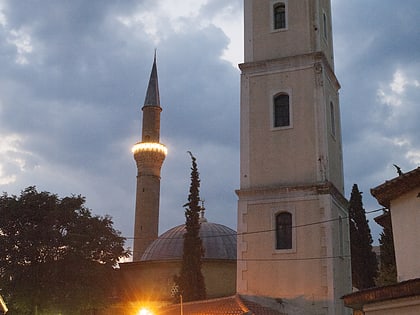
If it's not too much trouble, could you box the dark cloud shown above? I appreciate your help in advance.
[333,0,420,240]
[0,0,419,251]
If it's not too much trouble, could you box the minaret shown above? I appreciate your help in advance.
[237,1,351,314]
[132,54,167,261]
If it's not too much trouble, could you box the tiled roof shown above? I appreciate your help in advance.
[240,296,288,315]
[158,295,287,315]
[342,278,420,310]
[371,167,420,208]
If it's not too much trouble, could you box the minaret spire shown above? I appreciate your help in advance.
[132,53,167,261]
[143,50,160,107]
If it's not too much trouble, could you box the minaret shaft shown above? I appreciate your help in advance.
[133,55,166,261]
[141,105,161,142]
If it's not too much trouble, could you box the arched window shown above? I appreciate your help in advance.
[276,212,292,249]
[273,3,286,30]
[323,12,328,39]
[338,216,344,257]
[274,93,290,128]
[330,101,336,136]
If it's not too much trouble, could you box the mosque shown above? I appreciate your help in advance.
[117,0,353,314]
[117,54,237,305]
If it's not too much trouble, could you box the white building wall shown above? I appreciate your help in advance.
[390,189,420,282]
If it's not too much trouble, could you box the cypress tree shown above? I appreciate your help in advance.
[376,225,397,286]
[349,184,378,289]
[174,152,206,302]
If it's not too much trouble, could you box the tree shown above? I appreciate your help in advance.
[0,186,129,314]
[376,225,397,286]
[174,152,206,302]
[348,184,378,289]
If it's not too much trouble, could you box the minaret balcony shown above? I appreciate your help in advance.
[132,142,168,156]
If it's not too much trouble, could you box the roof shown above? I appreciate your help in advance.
[158,295,288,315]
[371,167,420,208]
[373,210,392,229]
[141,221,237,261]
[143,53,160,107]
[342,278,420,310]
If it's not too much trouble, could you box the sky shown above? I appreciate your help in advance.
[0,0,419,255]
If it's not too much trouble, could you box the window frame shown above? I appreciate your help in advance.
[275,212,292,250]
[273,209,296,253]
[271,91,293,130]
[271,1,288,32]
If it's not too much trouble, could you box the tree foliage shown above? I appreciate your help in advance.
[349,184,378,289]
[0,186,129,314]
[174,152,206,302]
[376,225,397,286]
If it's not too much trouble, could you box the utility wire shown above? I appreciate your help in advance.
[124,207,386,240]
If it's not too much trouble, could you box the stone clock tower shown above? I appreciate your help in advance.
[236,1,351,314]
[132,55,167,261]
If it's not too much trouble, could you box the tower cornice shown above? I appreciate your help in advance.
[239,51,340,90]
[236,181,348,206]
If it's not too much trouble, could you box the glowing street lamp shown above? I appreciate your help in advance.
[0,295,7,314]
[137,308,153,315]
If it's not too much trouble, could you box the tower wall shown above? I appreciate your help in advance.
[244,0,335,68]
[237,1,351,314]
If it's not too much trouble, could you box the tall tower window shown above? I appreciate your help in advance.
[323,12,328,39]
[330,101,336,137]
[338,216,344,257]
[276,212,292,250]
[273,93,290,128]
[273,3,286,30]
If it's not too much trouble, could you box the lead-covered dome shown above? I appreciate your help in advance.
[141,221,237,261]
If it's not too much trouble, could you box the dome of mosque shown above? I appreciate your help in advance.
[140,219,237,261]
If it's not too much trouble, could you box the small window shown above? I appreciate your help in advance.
[330,102,336,136]
[273,3,286,30]
[338,216,344,257]
[323,12,328,39]
[276,212,292,250]
[274,94,290,128]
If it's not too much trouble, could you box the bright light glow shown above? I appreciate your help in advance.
[132,142,168,156]
[137,308,153,315]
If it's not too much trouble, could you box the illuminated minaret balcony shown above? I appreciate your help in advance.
[132,142,168,156]
[132,142,167,178]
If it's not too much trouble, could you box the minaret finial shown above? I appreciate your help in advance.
[199,199,207,223]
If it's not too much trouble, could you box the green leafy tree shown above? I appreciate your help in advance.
[349,184,378,289]
[0,186,129,315]
[174,152,206,302]
[376,225,397,286]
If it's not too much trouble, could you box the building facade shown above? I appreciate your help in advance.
[237,1,351,314]
[343,167,420,314]
[371,167,420,282]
